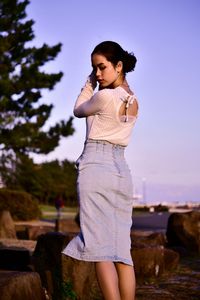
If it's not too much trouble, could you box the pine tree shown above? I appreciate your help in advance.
[0,0,74,165]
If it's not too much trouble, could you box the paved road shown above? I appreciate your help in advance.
[132,212,171,232]
[42,211,171,232]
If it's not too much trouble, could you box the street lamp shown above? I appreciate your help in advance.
[142,177,146,205]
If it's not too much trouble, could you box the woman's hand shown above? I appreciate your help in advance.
[89,70,97,90]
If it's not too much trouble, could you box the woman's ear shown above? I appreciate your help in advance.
[116,61,123,73]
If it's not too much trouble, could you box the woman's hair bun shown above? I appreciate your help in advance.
[123,51,137,73]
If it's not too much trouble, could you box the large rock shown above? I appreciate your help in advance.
[62,256,102,300]
[33,231,180,299]
[33,232,101,300]
[132,246,179,279]
[0,270,46,300]
[15,220,55,240]
[0,210,16,239]
[0,239,36,271]
[0,247,31,271]
[33,231,76,300]
[166,211,200,253]
[131,231,167,248]
[131,231,179,279]
[0,238,36,253]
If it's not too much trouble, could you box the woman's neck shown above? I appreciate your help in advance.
[109,74,125,89]
[119,79,133,95]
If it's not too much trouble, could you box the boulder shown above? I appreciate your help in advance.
[0,238,36,271]
[0,270,46,300]
[131,231,179,279]
[132,246,179,279]
[15,220,55,240]
[0,238,36,253]
[62,256,102,300]
[33,231,102,300]
[33,231,180,299]
[131,231,167,248]
[33,231,76,300]
[0,247,31,271]
[166,211,200,253]
[0,210,16,239]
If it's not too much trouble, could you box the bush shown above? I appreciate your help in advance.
[154,204,169,212]
[0,189,41,220]
[133,206,150,212]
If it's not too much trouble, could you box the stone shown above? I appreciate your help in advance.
[0,238,36,253]
[33,231,101,299]
[131,231,167,248]
[0,247,31,271]
[131,246,178,279]
[0,210,16,239]
[0,270,46,300]
[0,239,37,271]
[15,220,55,240]
[62,256,102,300]
[166,211,200,253]
[131,231,179,280]
[32,231,75,300]
[28,225,55,240]
[62,245,179,298]
[33,231,180,299]
[163,248,180,272]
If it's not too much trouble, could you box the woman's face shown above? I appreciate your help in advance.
[91,53,123,89]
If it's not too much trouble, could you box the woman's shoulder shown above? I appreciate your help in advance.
[94,86,136,103]
[95,87,115,95]
[95,86,126,98]
[116,85,134,96]
[93,88,115,102]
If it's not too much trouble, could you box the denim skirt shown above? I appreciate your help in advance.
[62,139,133,266]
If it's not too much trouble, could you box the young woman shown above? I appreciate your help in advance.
[63,41,138,300]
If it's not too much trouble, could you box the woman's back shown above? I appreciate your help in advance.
[86,86,138,146]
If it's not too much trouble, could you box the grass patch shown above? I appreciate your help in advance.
[39,204,78,220]
[39,204,78,213]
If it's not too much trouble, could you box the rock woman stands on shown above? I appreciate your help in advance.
[63,41,139,300]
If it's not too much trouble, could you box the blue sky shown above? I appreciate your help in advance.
[27,0,200,204]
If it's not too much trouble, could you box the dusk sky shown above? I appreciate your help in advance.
[27,0,200,204]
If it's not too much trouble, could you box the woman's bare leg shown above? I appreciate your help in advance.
[95,261,121,300]
[115,262,136,300]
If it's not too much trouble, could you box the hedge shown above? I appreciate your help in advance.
[0,189,41,220]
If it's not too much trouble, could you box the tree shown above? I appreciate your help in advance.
[0,0,74,168]
[2,155,78,206]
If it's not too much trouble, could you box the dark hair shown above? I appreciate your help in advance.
[91,41,137,74]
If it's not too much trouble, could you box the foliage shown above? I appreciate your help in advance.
[133,205,169,213]
[1,154,78,206]
[0,188,41,220]
[0,0,74,162]
[39,158,78,206]
[61,280,77,300]
[154,204,169,212]
[133,206,150,212]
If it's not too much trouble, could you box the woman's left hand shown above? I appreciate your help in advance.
[89,70,97,90]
